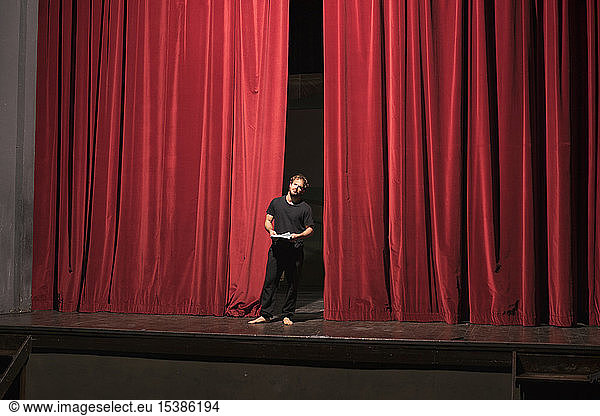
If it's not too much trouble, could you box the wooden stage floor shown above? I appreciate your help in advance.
[1,308,600,351]
[0,293,599,362]
[2,291,600,398]
[1,295,600,350]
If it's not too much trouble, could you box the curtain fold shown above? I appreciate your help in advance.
[323,0,391,320]
[466,0,538,325]
[226,0,289,316]
[323,0,599,326]
[543,0,575,326]
[588,0,600,325]
[32,0,288,315]
[384,0,464,324]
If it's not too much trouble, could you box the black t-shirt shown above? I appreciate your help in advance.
[266,196,314,246]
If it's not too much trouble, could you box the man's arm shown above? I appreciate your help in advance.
[265,214,276,236]
[291,226,313,240]
[291,205,314,240]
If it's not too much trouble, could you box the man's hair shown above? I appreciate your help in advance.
[289,174,309,189]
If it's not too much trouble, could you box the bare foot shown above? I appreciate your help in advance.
[248,316,268,324]
[283,317,293,326]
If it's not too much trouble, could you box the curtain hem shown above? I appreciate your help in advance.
[469,312,538,326]
[392,310,459,324]
[324,307,392,321]
[225,301,261,318]
[35,299,225,316]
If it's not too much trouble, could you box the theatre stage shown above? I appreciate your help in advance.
[1,291,600,399]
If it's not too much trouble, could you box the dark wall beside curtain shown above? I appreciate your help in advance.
[32,0,289,316]
[0,0,38,313]
[323,0,600,326]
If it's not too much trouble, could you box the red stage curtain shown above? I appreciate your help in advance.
[32,0,288,315]
[323,0,391,320]
[324,0,598,326]
[589,0,600,325]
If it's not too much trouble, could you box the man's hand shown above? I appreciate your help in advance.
[269,230,277,236]
[290,227,313,241]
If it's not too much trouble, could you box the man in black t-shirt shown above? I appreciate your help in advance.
[248,174,314,325]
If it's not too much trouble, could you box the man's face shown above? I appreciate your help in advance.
[289,179,306,197]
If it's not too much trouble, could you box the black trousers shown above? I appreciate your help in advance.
[259,242,304,319]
